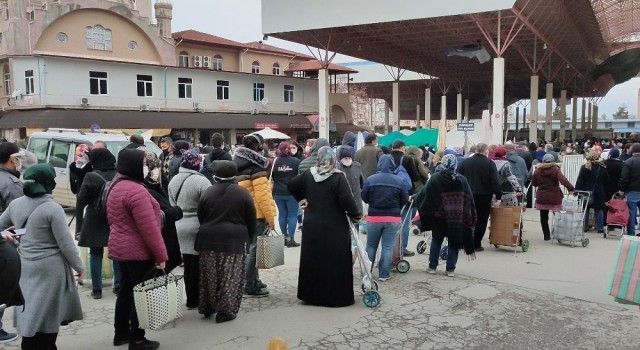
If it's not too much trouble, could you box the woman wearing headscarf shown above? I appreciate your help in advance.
[75,148,120,299]
[406,146,429,192]
[143,151,183,272]
[107,149,167,349]
[196,160,257,323]
[168,149,211,309]
[416,154,476,277]
[0,164,84,350]
[361,155,409,281]
[575,150,609,233]
[287,146,361,307]
[491,146,523,206]
[298,138,329,175]
[532,154,575,240]
[272,141,301,247]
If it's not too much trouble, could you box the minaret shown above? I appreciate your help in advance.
[154,0,173,39]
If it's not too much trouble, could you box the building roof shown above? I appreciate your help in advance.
[244,41,314,60]
[172,30,247,50]
[285,60,358,74]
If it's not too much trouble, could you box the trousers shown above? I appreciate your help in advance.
[473,194,493,248]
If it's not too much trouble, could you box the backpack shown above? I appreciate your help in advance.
[93,173,112,219]
[393,156,413,193]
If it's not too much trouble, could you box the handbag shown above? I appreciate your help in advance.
[608,235,640,305]
[133,270,185,330]
[256,228,285,269]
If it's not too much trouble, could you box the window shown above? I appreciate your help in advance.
[85,25,112,51]
[293,71,305,78]
[24,70,34,95]
[178,51,189,68]
[27,138,48,164]
[0,0,8,20]
[251,61,260,74]
[2,65,9,96]
[136,74,152,97]
[26,10,34,21]
[178,77,192,99]
[284,85,294,103]
[213,55,223,71]
[48,141,71,168]
[89,71,108,95]
[216,80,229,100]
[272,63,280,75]
[253,82,264,102]
[628,122,635,128]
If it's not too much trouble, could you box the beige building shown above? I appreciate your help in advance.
[0,0,356,144]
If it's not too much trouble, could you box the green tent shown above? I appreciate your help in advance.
[403,128,439,148]
[378,131,408,147]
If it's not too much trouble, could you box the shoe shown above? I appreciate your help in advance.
[113,334,130,346]
[91,291,102,299]
[0,329,18,343]
[128,338,159,350]
[256,280,267,290]
[378,276,391,282]
[597,230,604,234]
[446,271,455,277]
[403,250,415,257]
[245,288,269,297]
[544,236,551,241]
[288,239,300,247]
[215,312,237,323]
[474,247,485,252]
[203,313,213,319]
[426,268,437,275]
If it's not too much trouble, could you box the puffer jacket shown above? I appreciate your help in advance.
[234,146,276,225]
[107,175,168,264]
[361,155,409,217]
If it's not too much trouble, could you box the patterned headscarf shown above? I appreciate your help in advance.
[440,154,459,180]
[145,151,161,171]
[316,146,336,175]
[584,150,602,170]
[181,148,202,171]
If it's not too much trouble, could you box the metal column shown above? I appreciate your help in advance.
[587,101,593,130]
[416,105,421,129]
[384,102,390,134]
[425,88,431,129]
[456,93,462,123]
[592,104,598,130]
[581,98,586,130]
[438,94,447,151]
[571,96,578,140]
[464,98,470,122]
[559,89,567,141]
[491,57,505,145]
[529,75,539,143]
[545,82,553,142]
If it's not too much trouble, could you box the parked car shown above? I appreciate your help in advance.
[26,129,162,207]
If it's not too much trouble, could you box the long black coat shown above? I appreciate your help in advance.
[575,164,609,210]
[0,240,24,307]
[604,158,624,198]
[287,171,361,307]
[76,169,115,247]
[147,182,183,272]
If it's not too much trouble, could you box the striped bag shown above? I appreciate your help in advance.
[608,235,640,305]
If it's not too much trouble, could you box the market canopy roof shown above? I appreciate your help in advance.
[378,131,408,147]
[262,0,640,108]
[285,60,358,75]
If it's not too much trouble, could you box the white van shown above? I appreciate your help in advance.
[26,129,162,207]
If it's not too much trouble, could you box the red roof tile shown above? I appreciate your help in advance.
[172,30,246,50]
[244,41,315,59]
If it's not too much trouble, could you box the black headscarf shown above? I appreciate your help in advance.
[117,149,145,182]
[88,148,116,171]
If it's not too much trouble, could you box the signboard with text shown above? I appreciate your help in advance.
[457,122,475,132]
[255,123,279,129]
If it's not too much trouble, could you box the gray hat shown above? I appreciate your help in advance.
[212,160,238,182]
[543,154,555,163]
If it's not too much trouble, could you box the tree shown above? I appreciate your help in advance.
[612,104,630,119]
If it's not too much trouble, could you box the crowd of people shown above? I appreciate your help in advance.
[2,129,640,349]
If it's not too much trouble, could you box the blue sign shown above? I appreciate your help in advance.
[457,122,475,132]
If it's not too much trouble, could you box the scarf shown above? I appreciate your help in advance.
[310,146,340,182]
[234,146,269,169]
[440,154,458,181]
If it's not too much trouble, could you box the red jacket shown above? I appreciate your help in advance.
[532,163,575,206]
[107,177,168,264]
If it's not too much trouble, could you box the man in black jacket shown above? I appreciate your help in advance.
[459,143,501,251]
[202,133,232,182]
[619,143,640,235]
[390,140,420,256]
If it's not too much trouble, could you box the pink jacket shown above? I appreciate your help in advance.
[107,178,168,264]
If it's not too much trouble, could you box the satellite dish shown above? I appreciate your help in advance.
[260,97,269,106]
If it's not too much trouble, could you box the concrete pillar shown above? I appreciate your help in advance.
[392,81,399,131]
[425,88,431,128]
[464,98,470,122]
[529,75,539,143]
[592,104,598,130]
[318,69,330,140]
[515,106,520,133]
[416,104,420,129]
[559,89,567,141]
[545,82,553,142]
[587,101,593,129]
[456,93,462,123]
[581,98,586,130]
[384,102,390,134]
[523,107,527,131]
[229,128,237,145]
[571,96,578,140]
[637,88,640,120]
[438,94,447,150]
[491,57,505,145]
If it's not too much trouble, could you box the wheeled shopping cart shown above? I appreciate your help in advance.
[349,221,381,308]
[605,193,629,238]
[552,191,590,247]
[391,202,414,273]
[489,199,530,253]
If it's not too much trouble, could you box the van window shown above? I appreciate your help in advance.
[28,138,49,164]
[48,141,71,168]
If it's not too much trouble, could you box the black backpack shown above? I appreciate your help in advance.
[92,173,113,219]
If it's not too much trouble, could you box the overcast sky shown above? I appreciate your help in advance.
[171,0,640,118]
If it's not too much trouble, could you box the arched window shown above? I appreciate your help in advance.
[85,25,112,51]
[272,63,280,75]
[251,61,260,74]
[213,54,223,70]
[178,51,189,68]
[3,65,10,96]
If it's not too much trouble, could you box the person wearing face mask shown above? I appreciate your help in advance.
[168,149,211,309]
[143,152,183,273]
[75,148,121,299]
[336,146,364,217]
[289,141,304,161]
[158,137,175,191]
[69,144,93,195]
[271,141,301,247]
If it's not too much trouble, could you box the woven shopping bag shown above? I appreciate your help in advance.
[608,235,640,305]
[133,271,185,330]
[256,229,285,269]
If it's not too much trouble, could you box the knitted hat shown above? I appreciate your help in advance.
[609,148,620,159]
[542,154,555,163]
[338,146,355,160]
[88,148,116,171]
[23,164,56,198]
[212,160,238,182]
[181,149,202,171]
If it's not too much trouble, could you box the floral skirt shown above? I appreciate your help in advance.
[199,251,246,316]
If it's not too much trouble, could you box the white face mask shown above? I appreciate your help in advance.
[142,165,149,179]
[149,168,160,182]
[340,158,353,167]
[290,148,298,155]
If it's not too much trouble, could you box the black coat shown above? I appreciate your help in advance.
[287,171,361,307]
[196,182,257,254]
[202,148,233,181]
[575,164,609,210]
[604,158,624,198]
[146,182,183,272]
[76,169,115,247]
[459,154,501,197]
[0,240,24,307]
[69,162,92,195]
[272,155,301,196]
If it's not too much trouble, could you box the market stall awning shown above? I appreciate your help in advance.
[0,109,313,130]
